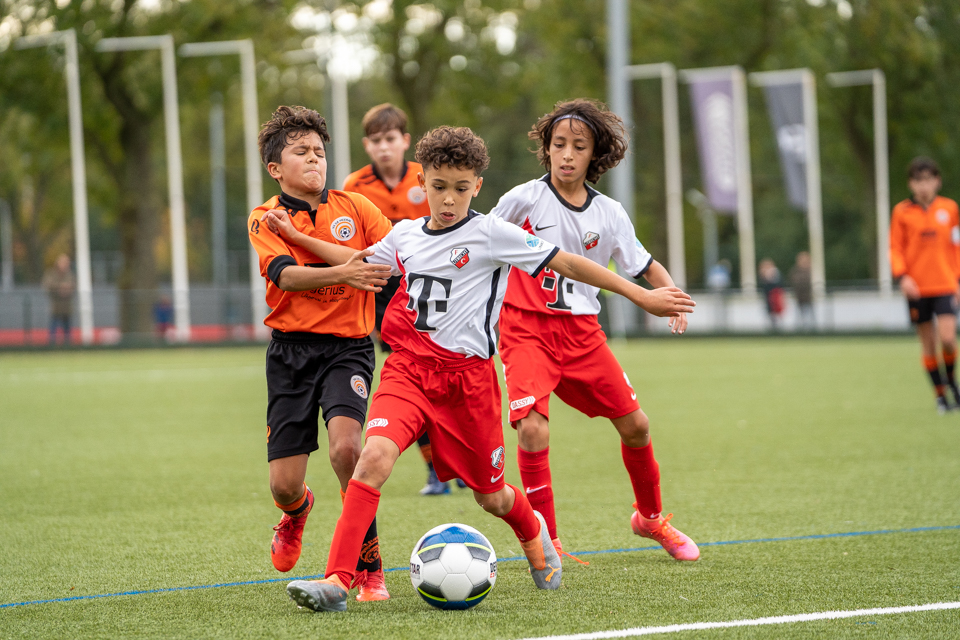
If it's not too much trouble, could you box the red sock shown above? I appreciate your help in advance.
[499,483,540,542]
[621,441,662,519]
[516,447,557,540]
[324,479,380,586]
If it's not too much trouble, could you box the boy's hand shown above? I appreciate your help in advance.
[667,313,689,335]
[633,286,695,325]
[261,209,299,242]
[340,249,392,292]
[899,274,921,301]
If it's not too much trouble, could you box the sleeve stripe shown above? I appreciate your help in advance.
[267,255,297,285]
[532,246,560,278]
[632,255,654,279]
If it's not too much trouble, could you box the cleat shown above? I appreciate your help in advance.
[937,395,952,415]
[950,384,960,408]
[552,537,589,566]
[355,567,390,602]
[520,511,562,589]
[419,467,450,495]
[287,576,348,612]
[271,487,314,572]
[455,478,468,489]
[631,507,700,561]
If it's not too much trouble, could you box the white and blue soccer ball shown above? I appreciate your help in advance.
[409,523,497,610]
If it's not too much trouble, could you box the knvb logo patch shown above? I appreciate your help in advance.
[451,247,470,269]
[583,231,600,250]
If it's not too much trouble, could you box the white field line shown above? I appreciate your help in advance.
[517,602,960,639]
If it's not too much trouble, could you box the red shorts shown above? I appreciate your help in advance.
[499,305,641,423]
[365,351,507,494]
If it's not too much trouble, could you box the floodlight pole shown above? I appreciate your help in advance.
[679,65,757,294]
[15,29,94,344]
[826,69,892,296]
[179,40,270,339]
[96,35,191,341]
[750,69,826,301]
[0,199,12,291]
[624,62,686,290]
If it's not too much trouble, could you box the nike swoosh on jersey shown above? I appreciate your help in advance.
[534,223,556,232]
[490,470,505,483]
[525,484,548,494]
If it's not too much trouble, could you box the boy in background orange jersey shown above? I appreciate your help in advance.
[890,156,960,413]
[343,103,463,495]
[248,106,394,601]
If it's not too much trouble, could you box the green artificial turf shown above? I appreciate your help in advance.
[1,337,958,639]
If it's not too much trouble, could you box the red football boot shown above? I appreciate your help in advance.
[271,487,314,572]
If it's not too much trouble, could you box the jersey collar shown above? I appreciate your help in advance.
[371,161,409,192]
[278,190,329,225]
[422,209,479,235]
[540,174,598,212]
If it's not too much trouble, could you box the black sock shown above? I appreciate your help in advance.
[356,517,381,573]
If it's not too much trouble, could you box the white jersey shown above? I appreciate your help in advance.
[367,211,559,360]
[490,175,653,316]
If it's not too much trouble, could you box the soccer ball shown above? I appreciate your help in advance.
[409,523,497,610]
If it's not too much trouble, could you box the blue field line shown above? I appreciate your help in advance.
[3,523,958,610]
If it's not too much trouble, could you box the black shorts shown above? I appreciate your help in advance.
[265,330,375,462]
[908,295,957,325]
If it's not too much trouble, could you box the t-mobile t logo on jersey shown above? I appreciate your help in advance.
[406,273,453,331]
[450,247,470,269]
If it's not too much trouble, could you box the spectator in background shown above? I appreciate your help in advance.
[42,253,74,345]
[759,258,784,331]
[789,251,814,331]
[707,259,731,292]
[154,295,173,341]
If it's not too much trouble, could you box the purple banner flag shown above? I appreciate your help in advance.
[762,82,807,210]
[689,77,738,213]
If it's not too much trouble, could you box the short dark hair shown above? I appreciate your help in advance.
[415,126,490,176]
[362,103,408,137]
[908,156,940,179]
[529,98,628,184]
[258,106,330,169]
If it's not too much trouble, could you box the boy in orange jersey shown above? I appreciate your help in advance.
[890,156,960,413]
[343,103,462,496]
[247,105,394,601]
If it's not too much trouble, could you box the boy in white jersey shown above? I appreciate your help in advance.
[260,126,694,612]
[490,98,700,563]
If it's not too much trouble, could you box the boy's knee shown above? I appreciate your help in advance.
[328,438,361,471]
[270,479,304,505]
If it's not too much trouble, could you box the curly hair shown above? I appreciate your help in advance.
[529,98,628,184]
[415,126,490,176]
[258,106,330,169]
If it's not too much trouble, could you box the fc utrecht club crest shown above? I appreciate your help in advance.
[583,231,600,250]
[451,247,470,269]
[491,446,505,470]
[331,216,356,241]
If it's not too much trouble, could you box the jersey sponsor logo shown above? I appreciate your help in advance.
[367,418,389,428]
[541,268,573,311]
[250,218,260,234]
[491,445,505,470]
[583,231,600,250]
[451,247,470,269]
[534,223,556,232]
[351,375,368,398]
[406,273,452,331]
[407,185,426,205]
[509,395,535,411]
[525,234,545,250]
[937,209,950,225]
[330,216,356,241]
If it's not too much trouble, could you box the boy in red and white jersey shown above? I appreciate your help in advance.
[260,126,694,612]
[490,98,700,563]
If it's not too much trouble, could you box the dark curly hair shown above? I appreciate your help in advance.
[908,156,940,179]
[258,105,330,169]
[529,98,627,184]
[415,126,490,176]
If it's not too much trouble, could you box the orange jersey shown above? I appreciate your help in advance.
[248,190,393,338]
[342,161,429,223]
[889,196,960,297]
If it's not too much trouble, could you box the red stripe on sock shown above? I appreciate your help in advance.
[944,351,957,367]
[621,441,662,519]
[500,484,540,542]
[325,479,380,587]
[923,355,940,372]
[516,447,557,540]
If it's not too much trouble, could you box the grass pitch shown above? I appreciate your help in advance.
[1,336,958,639]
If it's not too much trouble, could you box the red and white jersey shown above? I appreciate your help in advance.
[490,175,653,316]
[366,211,559,360]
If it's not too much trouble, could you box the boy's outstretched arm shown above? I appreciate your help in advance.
[261,209,357,266]
[545,251,694,332]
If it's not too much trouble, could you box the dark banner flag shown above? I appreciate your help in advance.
[762,82,807,210]
[689,77,738,213]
